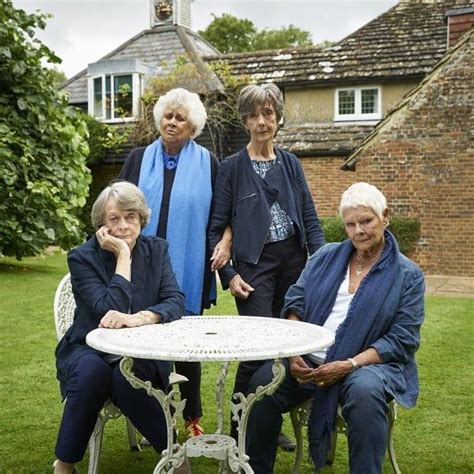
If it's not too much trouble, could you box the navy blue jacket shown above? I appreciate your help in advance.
[55,235,184,395]
[208,147,325,288]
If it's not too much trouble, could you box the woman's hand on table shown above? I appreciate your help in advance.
[99,309,161,328]
[229,274,254,299]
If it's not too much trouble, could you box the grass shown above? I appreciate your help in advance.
[0,252,472,473]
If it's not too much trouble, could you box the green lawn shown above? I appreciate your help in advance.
[0,252,472,473]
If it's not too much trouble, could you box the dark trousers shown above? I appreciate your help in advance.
[55,353,167,463]
[231,236,306,438]
[247,360,390,474]
[175,361,202,421]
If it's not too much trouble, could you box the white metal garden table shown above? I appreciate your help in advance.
[86,315,334,473]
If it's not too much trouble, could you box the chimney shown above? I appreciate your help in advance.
[150,0,193,29]
[446,7,474,47]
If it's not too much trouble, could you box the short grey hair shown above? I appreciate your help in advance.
[237,83,284,125]
[91,181,151,230]
[339,182,387,219]
[153,88,207,139]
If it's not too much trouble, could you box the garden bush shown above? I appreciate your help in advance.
[321,217,421,256]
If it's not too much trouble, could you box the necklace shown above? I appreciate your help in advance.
[353,249,383,277]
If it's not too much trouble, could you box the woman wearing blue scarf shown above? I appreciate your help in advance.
[246,183,425,473]
[119,88,231,438]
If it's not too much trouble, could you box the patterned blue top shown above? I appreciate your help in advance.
[251,159,296,243]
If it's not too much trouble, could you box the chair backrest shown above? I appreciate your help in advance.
[53,273,76,341]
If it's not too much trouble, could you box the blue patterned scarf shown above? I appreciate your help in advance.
[303,230,399,469]
[138,138,215,314]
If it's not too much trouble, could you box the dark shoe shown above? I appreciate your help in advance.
[277,432,296,451]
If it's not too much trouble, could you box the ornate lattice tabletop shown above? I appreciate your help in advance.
[87,316,334,473]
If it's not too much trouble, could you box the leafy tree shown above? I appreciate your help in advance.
[0,0,91,259]
[48,66,67,87]
[254,25,313,50]
[199,13,257,53]
[199,14,313,53]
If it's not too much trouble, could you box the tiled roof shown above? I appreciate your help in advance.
[63,25,220,104]
[206,1,474,86]
[274,124,375,157]
[343,27,474,170]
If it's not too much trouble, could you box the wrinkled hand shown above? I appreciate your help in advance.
[229,274,254,300]
[312,360,353,387]
[210,238,231,271]
[96,226,129,257]
[99,310,144,329]
[289,356,315,385]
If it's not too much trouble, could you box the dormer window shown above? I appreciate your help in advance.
[92,74,136,120]
[87,59,155,123]
[335,86,381,122]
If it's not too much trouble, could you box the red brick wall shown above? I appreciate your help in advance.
[299,35,474,276]
[448,13,474,47]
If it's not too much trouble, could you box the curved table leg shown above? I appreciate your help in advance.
[216,361,231,435]
[228,358,286,473]
[119,357,187,473]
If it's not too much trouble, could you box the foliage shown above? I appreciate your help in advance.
[132,56,250,155]
[199,13,257,53]
[79,111,130,165]
[0,252,473,473]
[48,66,67,87]
[254,25,312,50]
[0,0,91,259]
[321,217,421,256]
[389,217,421,256]
[199,13,313,53]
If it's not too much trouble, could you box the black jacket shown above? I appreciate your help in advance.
[55,236,184,396]
[208,147,325,288]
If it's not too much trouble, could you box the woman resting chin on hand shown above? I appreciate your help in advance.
[53,182,187,474]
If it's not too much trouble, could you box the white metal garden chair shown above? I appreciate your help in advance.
[289,398,400,474]
[53,273,141,474]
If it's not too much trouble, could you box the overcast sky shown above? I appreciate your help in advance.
[14,0,398,78]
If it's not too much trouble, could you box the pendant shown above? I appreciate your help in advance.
[356,269,362,276]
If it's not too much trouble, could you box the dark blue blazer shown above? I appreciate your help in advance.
[208,147,325,287]
[55,235,184,395]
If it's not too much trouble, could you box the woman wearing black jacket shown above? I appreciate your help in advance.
[208,83,325,445]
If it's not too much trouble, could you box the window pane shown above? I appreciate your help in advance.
[105,76,112,120]
[114,75,133,118]
[339,90,355,115]
[361,89,378,114]
[93,77,102,118]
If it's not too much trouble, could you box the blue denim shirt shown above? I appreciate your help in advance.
[283,242,425,408]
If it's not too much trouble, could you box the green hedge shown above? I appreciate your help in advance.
[321,217,421,256]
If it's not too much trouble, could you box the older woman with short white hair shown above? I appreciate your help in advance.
[246,182,425,474]
[119,88,231,436]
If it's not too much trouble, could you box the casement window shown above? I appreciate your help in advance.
[89,73,141,122]
[335,86,381,121]
[87,59,155,123]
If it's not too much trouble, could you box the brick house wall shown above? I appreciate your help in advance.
[299,32,474,276]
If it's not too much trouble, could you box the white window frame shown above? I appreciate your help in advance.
[334,85,382,122]
[88,72,142,123]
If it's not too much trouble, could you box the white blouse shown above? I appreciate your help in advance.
[307,266,354,364]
